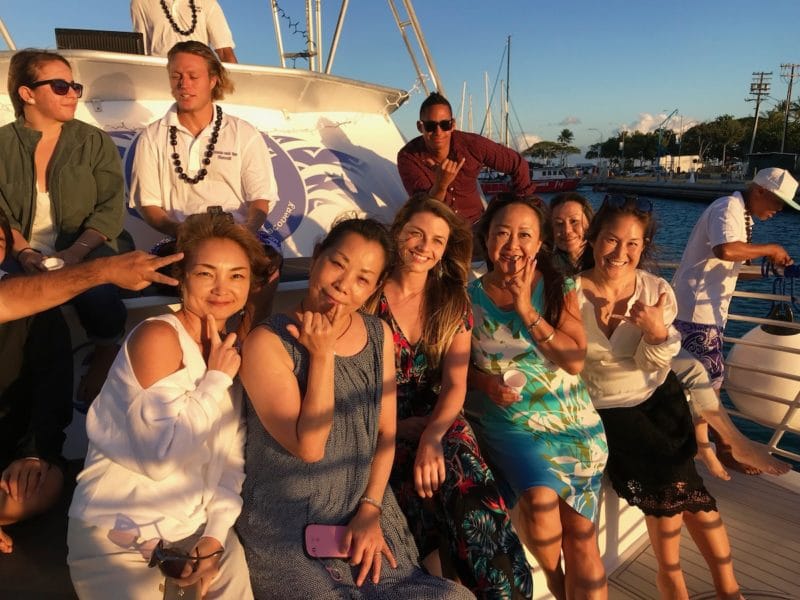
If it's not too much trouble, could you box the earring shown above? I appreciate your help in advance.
[27,98,35,105]
[436,261,443,279]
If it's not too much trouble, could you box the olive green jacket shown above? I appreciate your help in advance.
[0,117,132,254]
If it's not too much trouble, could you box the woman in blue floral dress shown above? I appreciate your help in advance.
[369,194,532,599]
[467,194,609,600]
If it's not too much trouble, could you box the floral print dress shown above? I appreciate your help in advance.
[377,294,532,600]
[466,277,608,522]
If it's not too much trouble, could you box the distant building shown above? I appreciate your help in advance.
[657,155,702,173]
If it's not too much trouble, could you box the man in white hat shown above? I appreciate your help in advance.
[672,167,798,474]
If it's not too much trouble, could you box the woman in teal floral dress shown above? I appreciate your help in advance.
[467,195,609,600]
[369,194,531,599]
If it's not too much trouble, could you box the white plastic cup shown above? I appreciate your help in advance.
[41,256,65,271]
[503,369,527,394]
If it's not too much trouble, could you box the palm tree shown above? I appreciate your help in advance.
[557,129,574,145]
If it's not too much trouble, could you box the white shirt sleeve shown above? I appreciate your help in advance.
[206,0,235,49]
[708,197,746,248]
[203,411,246,544]
[129,126,165,210]
[240,124,278,204]
[633,276,682,371]
[86,367,234,482]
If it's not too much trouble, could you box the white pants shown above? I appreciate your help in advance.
[67,519,253,600]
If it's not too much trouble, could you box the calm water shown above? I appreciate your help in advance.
[540,189,800,460]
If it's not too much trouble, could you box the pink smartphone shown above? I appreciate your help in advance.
[304,524,349,559]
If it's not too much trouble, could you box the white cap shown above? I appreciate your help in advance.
[752,167,800,210]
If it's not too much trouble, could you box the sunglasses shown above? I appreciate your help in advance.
[147,540,224,579]
[419,119,454,133]
[28,79,84,98]
[602,193,653,213]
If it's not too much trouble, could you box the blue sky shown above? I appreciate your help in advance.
[3,0,799,151]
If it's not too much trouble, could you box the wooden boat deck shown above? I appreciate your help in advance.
[607,467,800,600]
[2,463,798,598]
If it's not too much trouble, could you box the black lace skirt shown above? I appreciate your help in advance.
[597,371,717,517]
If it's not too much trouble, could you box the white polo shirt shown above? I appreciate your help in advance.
[672,192,746,328]
[129,104,277,225]
[130,0,235,56]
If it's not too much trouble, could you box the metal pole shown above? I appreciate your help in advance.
[386,0,430,95]
[270,0,286,68]
[0,18,16,50]
[504,36,511,148]
[459,81,466,130]
[325,0,349,74]
[305,0,315,71]
[484,71,492,141]
[315,0,323,72]
[400,0,443,94]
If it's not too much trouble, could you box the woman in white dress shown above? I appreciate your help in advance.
[67,212,268,599]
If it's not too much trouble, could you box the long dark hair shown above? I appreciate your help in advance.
[549,192,595,274]
[586,194,659,272]
[477,194,567,326]
[313,216,396,283]
[371,193,472,371]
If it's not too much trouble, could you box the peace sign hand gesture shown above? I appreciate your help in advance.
[205,314,241,378]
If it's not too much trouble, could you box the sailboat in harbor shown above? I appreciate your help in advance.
[0,4,798,599]
[474,36,581,198]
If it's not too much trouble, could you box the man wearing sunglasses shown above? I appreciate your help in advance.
[672,167,798,474]
[131,0,238,63]
[397,92,535,224]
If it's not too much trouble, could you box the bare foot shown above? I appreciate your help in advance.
[696,442,731,480]
[730,442,791,476]
[0,527,12,553]
[717,444,762,476]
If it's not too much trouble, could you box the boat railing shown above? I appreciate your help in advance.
[661,261,800,465]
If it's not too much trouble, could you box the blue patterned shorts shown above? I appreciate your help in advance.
[673,320,724,390]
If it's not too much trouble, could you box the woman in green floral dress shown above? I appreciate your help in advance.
[467,195,609,600]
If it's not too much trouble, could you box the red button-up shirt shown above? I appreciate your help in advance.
[397,130,535,224]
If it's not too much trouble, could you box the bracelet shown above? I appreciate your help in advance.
[358,495,383,514]
[526,312,543,332]
[538,330,556,345]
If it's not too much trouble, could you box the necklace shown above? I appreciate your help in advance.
[160,0,198,36]
[744,207,753,266]
[169,105,222,185]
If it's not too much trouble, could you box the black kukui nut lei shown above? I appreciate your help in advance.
[170,105,222,185]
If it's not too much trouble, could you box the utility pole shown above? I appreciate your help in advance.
[746,71,772,158]
[780,64,800,153]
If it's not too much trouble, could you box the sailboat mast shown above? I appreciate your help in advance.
[484,71,492,141]
[504,35,510,147]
